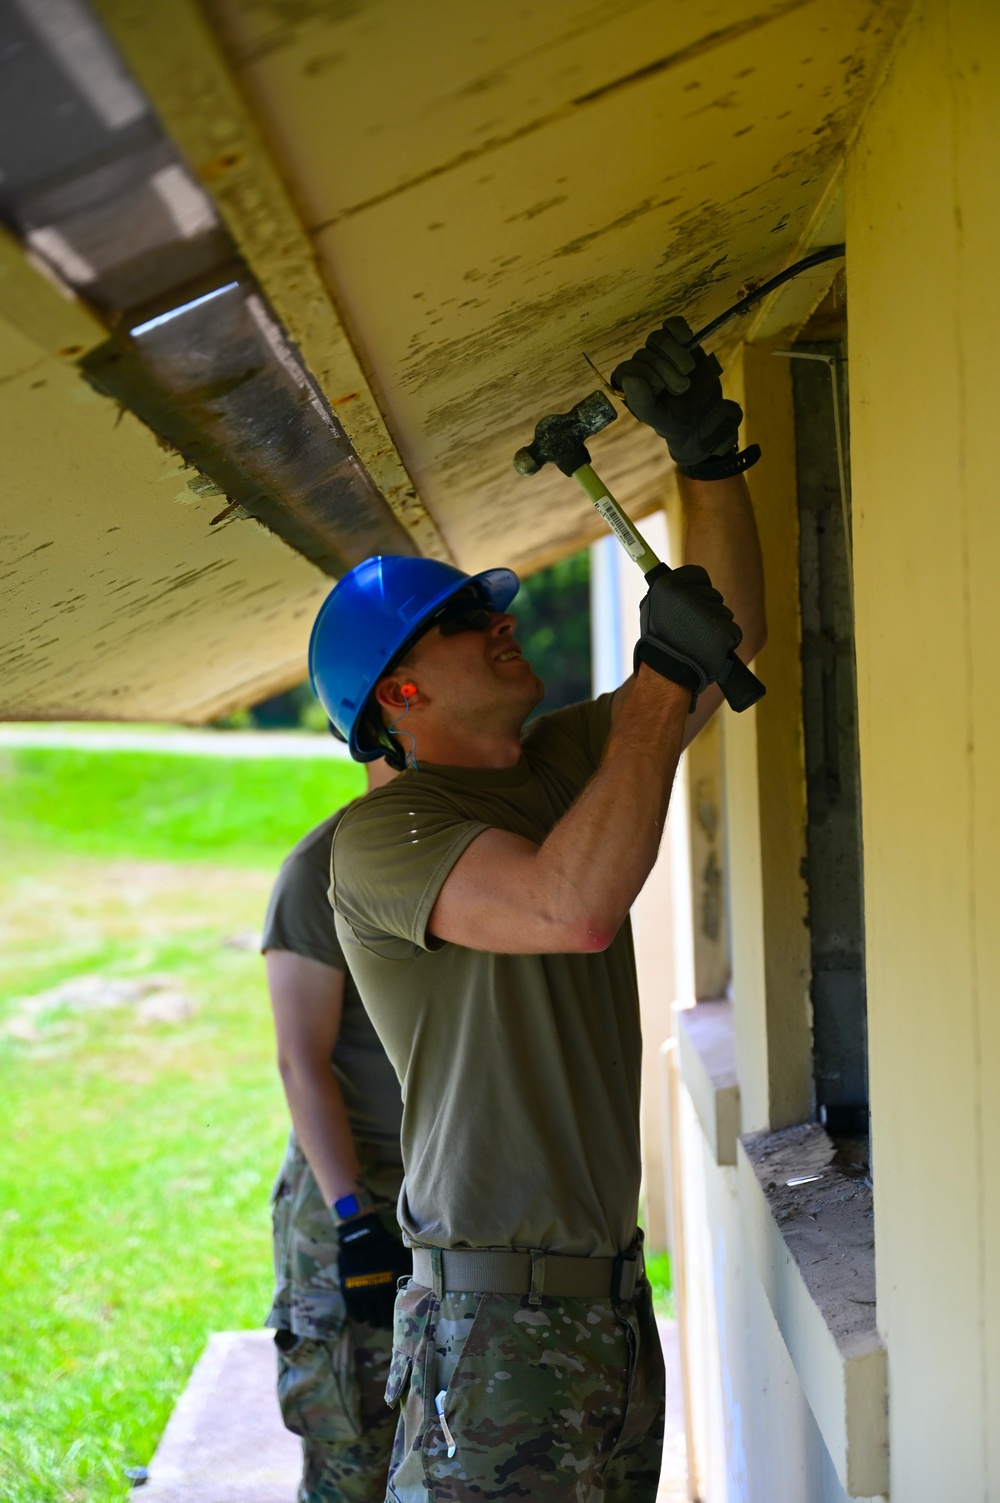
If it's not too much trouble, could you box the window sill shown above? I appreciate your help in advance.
[738,1124,887,1498]
[675,999,740,1166]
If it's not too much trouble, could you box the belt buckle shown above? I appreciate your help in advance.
[612,1250,637,1302]
[612,1232,646,1302]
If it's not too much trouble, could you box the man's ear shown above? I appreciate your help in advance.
[374,677,417,713]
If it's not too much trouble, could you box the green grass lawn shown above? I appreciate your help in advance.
[0,745,363,865]
[0,744,363,1502]
[644,1251,674,1318]
[0,739,672,1501]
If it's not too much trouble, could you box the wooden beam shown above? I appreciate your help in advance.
[93,0,453,563]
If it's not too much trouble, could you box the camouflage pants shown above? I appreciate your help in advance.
[269,1139,405,1503]
[275,1329,396,1503]
[384,1279,665,1503]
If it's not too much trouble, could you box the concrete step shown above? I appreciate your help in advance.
[138,1330,300,1503]
[139,1320,688,1502]
[657,1316,689,1503]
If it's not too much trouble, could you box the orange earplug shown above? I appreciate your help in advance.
[400,683,417,700]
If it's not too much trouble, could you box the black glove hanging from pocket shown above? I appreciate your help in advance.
[338,1213,412,1329]
[611,317,760,480]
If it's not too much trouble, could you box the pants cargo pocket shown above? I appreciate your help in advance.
[383,1283,438,1503]
[384,1347,412,1410]
[420,1293,636,1501]
[270,1177,291,1270]
[384,1281,434,1411]
[275,1327,363,1443]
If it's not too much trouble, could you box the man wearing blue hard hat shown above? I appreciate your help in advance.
[309,321,766,1503]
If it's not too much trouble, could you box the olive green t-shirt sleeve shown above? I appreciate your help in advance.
[261,822,347,970]
[331,790,489,957]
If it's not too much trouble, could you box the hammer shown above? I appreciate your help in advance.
[513,391,765,712]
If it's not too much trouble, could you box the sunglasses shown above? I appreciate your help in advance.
[426,589,493,637]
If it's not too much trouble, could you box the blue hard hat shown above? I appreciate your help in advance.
[308,555,520,761]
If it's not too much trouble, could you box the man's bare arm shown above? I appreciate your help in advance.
[428,668,690,954]
[430,463,764,955]
[611,471,767,742]
[681,470,766,742]
[266,949,362,1208]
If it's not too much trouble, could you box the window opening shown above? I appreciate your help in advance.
[786,329,869,1145]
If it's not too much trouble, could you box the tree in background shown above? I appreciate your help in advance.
[509,549,591,718]
[231,549,592,731]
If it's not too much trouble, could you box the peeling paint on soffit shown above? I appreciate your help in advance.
[197,0,910,574]
[0,0,439,722]
[91,0,452,564]
[0,278,335,723]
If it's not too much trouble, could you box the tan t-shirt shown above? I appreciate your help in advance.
[262,810,403,1157]
[330,694,642,1258]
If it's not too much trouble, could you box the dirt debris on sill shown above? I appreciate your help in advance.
[742,1122,877,1347]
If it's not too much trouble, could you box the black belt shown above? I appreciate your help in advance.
[410,1243,645,1301]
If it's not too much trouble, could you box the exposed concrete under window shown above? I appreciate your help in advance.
[676,999,740,1167]
[740,1123,885,1498]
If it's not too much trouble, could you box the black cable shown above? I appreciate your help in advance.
[689,243,845,347]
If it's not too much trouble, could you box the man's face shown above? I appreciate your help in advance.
[401,595,543,736]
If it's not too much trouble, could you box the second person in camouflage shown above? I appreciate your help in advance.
[263,758,409,1503]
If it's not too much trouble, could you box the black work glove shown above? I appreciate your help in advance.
[611,317,760,480]
[635,565,743,709]
[338,1212,412,1328]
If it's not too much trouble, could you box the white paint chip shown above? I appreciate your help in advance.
[26,226,96,285]
[151,165,217,240]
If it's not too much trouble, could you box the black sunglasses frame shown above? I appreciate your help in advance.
[426,588,494,637]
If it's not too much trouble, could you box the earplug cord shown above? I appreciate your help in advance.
[388,689,419,772]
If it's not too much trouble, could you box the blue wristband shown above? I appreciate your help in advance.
[332,1186,376,1224]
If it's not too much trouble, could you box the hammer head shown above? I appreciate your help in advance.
[513,389,618,478]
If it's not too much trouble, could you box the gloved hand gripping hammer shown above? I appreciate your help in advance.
[513,391,765,712]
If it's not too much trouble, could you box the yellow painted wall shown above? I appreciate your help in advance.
[669,327,871,1502]
[723,345,811,1133]
[846,1,1000,1495]
[673,1075,867,1502]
